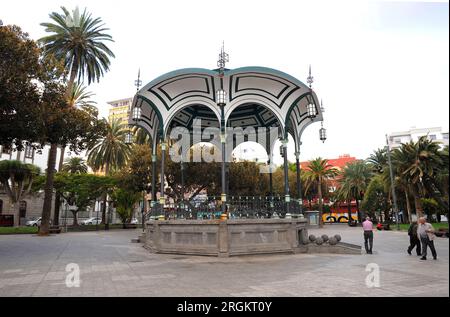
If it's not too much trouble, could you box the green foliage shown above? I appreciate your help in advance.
[111,188,140,224]
[0,25,41,149]
[61,157,88,174]
[87,119,131,174]
[361,174,390,218]
[39,6,115,85]
[0,160,40,203]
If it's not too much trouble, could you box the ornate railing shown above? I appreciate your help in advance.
[147,196,304,220]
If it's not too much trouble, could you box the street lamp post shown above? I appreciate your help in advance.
[386,134,400,230]
[216,89,227,219]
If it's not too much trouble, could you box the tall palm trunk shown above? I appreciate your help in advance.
[53,64,78,226]
[318,178,323,228]
[356,199,362,223]
[413,195,424,218]
[40,143,58,235]
[347,199,353,225]
[101,162,110,229]
[405,189,412,223]
[411,185,424,218]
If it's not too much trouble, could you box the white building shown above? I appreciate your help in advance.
[388,126,449,149]
[0,143,89,225]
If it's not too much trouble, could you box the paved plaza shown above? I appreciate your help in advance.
[0,224,448,297]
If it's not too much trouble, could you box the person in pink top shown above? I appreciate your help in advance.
[362,216,374,254]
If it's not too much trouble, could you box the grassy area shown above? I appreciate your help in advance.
[391,222,448,231]
[0,224,142,235]
[0,226,39,235]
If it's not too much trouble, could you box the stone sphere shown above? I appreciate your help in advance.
[315,237,324,245]
[329,237,338,245]
[334,234,342,242]
[309,234,316,242]
[321,234,329,242]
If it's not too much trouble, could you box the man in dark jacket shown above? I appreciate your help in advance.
[407,220,421,256]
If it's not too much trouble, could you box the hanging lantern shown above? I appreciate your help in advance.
[319,123,327,143]
[216,89,227,106]
[132,106,142,121]
[307,102,316,118]
[125,131,133,144]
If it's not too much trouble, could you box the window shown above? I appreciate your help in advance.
[394,138,402,144]
[24,145,34,159]
[429,134,437,141]
[443,134,449,140]
[1,145,11,155]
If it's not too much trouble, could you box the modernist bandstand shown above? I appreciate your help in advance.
[128,51,339,257]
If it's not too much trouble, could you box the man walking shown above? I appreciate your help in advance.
[362,216,374,254]
[417,217,437,260]
[407,220,421,256]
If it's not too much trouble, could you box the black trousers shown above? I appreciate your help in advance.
[407,236,421,255]
[364,231,373,253]
[420,236,437,259]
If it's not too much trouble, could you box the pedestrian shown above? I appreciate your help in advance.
[362,216,374,254]
[407,220,421,256]
[417,217,437,260]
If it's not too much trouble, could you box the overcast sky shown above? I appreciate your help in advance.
[2,0,448,164]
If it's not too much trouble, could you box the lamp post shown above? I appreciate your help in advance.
[385,134,400,230]
[216,89,227,219]
[281,139,290,215]
[295,150,303,215]
[159,141,167,219]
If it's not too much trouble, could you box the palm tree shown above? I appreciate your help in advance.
[67,82,97,108]
[87,119,131,225]
[39,7,114,228]
[337,160,373,223]
[133,126,152,145]
[61,157,88,174]
[0,160,40,226]
[393,136,444,218]
[303,158,338,227]
[367,148,387,174]
[39,6,115,90]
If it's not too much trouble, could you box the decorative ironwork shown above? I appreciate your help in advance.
[134,68,142,91]
[217,41,229,76]
[145,196,304,221]
[307,64,314,88]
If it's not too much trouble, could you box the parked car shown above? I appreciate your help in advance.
[26,217,42,227]
[80,217,102,225]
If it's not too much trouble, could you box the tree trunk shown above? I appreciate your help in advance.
[11,202,20,227]
[318,179,323,228]
[414,195,424,218]
[347,199,352,225]
[356,199,362,223]
[72,211,79,226]
[53,147,65,225]
[39,143,58,235]
[102,162,110,229]
[405,189,412,223]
